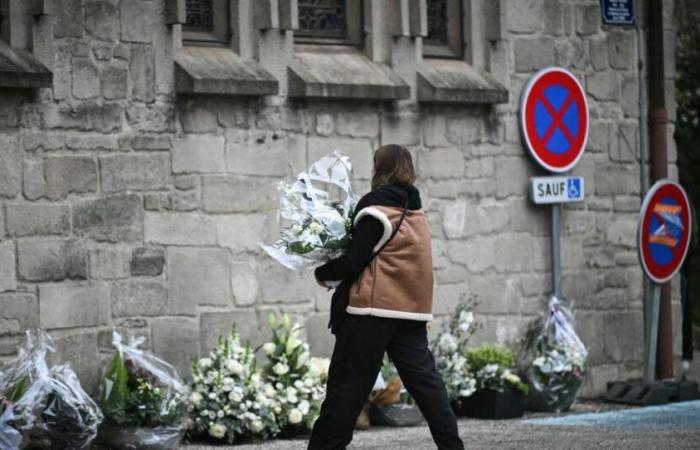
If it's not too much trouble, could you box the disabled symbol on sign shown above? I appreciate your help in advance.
[567,178,581,199]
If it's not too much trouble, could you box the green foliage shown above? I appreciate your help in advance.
[101,352,129,419]
[5,376,29,403]
[466,344,516,373]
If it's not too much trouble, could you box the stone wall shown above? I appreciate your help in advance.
[0,0,680,397]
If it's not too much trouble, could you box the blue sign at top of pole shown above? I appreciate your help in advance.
[600,0,635,26]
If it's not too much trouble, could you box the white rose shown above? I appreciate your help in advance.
[288,408,303,424]
[263,342,277,355]
[208,423,227,439]
[298,400,310,415]
[229,390,244,402]
[287,394,298,404]
[189,392,203,406]
[265,384,276,397]
[308,221,323,235]
[273,362,290,375]
[251,420,264,432]
[227,360,243,375]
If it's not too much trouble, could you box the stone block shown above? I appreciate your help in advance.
[23,158,45,200]
[589,36,609,71]
[586,71,620,102]
[494,156,533,199]
[85,1,119,41]
[55,0,83,38]
[18,239,87,282]
[380,111,420,146]
[121,135,172,151]
[39,283,110,329]
[43,103,123,132]
[418,148,465,179]
[0,293,39,335]
[0,241,16,292]
[259,260,316,304]
[165,190,201,211]
[112,281,168,317]
[202,176,276,213]
[152,317,199,377]
[178,101,219,133]
[335,112,379,138]
[575,4,599,35]
[231,261,259,306]
[308,137,373,180]
[465,158,495,179]
[0,134,21,198]
[120,0,154,43]
[594,164,640,196]
[216,214,267,253]
[130,44,156,102]
[607,31,635,70]
[448,237,495,273]
[620,76,639,118]
[44,156,98,200]
[101,64,129,99]
[580,364,618,398]
[422,114,449,147]
[494,233,535,273]
[100,153,171,193]
[544,0,564,36]
[603,310,644,362]
[606,216,637,248]
[172,135,225,174]
[168,247,233,314]
[126,103,175,133]
[50,331,101,394]
[506,0,543,33]
[315,113,334,136]
[73,194,143,242]
[224,131,289,177]
[72,58,100,99]
[432,283,468,316]
[514,37,555,73]
[554,39,586,71]
[6,203,70,237]
[447,115,483,146]
[470,275,521,314]
[66,134,121,151]
[611,123,639,162]
[144,212,217,246]
[305,313,334,358]
[200,310,264,355]
[89,247,131,279]
[130,247,165,276]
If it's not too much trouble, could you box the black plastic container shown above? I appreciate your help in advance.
[452,389,524,419]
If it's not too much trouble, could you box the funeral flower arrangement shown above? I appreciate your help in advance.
[432,302,479,400]
[261,313,329,434]
[0,331,102,449]
[99,332,188,448]
[260,151,358,271]
[187,326,281,444]
[0,399,22,449]
[522,297,587,412]
[466,344,529,395]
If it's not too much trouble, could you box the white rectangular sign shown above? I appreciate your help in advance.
[530,176,585,204]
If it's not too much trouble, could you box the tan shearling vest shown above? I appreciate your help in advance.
[347,205,434,321]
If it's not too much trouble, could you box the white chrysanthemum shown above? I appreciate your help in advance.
[208,423,227,439]
[438,333,458,352]
[228,390,244,402]
[273,362,290,375]
[288,408,303,424]
[227,360,243,375]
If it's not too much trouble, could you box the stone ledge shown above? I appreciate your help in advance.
[417,59,508,104]
[288,45,410,101]
[175,46,278,96]
[0,41,52,89]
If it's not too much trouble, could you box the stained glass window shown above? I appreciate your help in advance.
[424,0,462,59]
[297,0,348,40]
[185,0,214,33]
[426,0,448,47]
[183,0,228,45]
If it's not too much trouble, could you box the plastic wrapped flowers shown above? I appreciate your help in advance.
[261,313,329,435]
[98,332,188,449]
[522,297,588,412]
[187,325,281,444]
[0,330,103,449]
[432,302,478,401]
[260,151,359,271]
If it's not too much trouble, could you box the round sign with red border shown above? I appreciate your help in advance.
[520,67,589,173]
[638,180,692,283]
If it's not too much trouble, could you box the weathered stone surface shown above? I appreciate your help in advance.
[144,212,217,245]
[607,31,635,70]
[73,58,100,99]
[308,137,373,179]
[18,239,87,282]
[202,176,276,213]
[0,293,39,335]
[43,103,123,132]
[130,44,156,102]
[89,247,131,279]
[543,0,564,36]
[23,158,45,200]
[121,135,172,151]
[589,36,609,71]
[586,71,620,101]
[225,131,290,177]
[152,317,199,376]
[172,135,225,174]
[50,330,102,394]
[120,0,155,43]
[0,134,21,198]
[604,310,644,362]
[130,247,165,276]
[506,0,542,33]
[168,247,233,314]
[305,313,334,358]
[100,153,171,192]
[418,148,465,179]
[44,156,98,200]
[55,0,84,38]
[39,283,110,329]
[447,237,495,272]
[112,281,168,317]
[85,1,120,41]
[315,113,334,136]
[6,203,70,237]
[594,164,640,196]
[126,103,175,133]
[101,64,129,99]
[200,310,265,355]
[494,156,533,199]
[231,261,259,306]
[259,260,316,304]
[442,200,509,239]
[66,134,120,151]
[575,4,600,35]
[216,214,267,253]
[514,37,555,72]
[335,112,379,137]
[381,111,420,146]
[0,241,16,292]
[73,194,143,242]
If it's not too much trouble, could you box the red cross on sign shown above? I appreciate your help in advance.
[520,68,589,173]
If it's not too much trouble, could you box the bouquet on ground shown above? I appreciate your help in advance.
[260,151,358,271]
[0,399,22,450]
[260,313,329,434]
[98,332,187,449]
[187,325,281,444]
[467,344,529,396]
[431,302,479,403]
[0,330,102,449]
[366,356,423,427]
[522,297,587,412]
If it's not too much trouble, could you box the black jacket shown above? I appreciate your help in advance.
[316,184,423,334]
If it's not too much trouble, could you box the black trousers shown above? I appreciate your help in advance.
[308,314,464,450]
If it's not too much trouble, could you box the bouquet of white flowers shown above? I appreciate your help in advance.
[522,297,587,412]
[260,151,358,271]
[187,326,281,444]
[260,313,329,434]
[466,345,529,395]
[432,302,478,401]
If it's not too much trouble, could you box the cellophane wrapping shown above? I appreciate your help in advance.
[0,402,22,450]
[523,297,588,412]
[260,150,359,271]
[98,331,187,450]
[0,330,103,449]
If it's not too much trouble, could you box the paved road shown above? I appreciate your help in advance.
[184,400,700,449]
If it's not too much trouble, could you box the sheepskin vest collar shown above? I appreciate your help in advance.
[347,205,434,321]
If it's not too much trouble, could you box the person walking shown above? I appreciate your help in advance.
[308,145,464,450]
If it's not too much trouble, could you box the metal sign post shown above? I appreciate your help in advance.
[551,204,562,299]
[644,284,662,384]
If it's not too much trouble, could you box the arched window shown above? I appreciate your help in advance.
[183,0,230,45]
[424,0,463,58]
